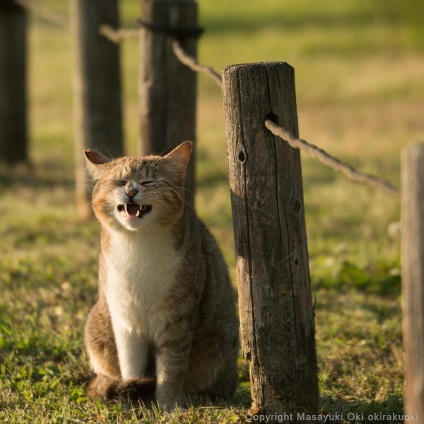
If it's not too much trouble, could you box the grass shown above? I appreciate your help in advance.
[1,0,423,422]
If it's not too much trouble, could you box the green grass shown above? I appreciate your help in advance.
[2,0,423,422]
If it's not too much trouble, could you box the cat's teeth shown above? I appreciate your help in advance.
[136,209,141,217]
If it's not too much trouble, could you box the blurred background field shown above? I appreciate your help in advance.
[1,0,423,422]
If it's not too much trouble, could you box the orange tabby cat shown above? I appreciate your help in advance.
[84,142,239,410]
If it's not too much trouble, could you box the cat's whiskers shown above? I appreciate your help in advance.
[154,186,185,205]
[158,177,194,197]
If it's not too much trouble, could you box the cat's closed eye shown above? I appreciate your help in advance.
[141,181,155,187]
[115,180,127,187]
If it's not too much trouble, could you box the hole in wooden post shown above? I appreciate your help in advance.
[238,145,247,163]
[265,113,279,125]
[293,200,301,212]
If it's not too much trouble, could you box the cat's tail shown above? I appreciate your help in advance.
[88,374,156,402]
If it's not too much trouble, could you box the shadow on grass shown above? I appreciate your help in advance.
[321,395,404,423]
[311,260,401,298]
[183,389,403,422]
[0,162,74,191]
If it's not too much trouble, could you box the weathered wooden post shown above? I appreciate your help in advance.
[0,0,28,165]
[139,0,198,206]
[223,62,319,422]
[70,0,124,220]
[402,143,424,420]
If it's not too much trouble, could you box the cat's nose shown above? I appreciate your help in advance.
[125,183,139,199]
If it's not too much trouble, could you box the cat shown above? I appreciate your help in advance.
[83,141,239,410]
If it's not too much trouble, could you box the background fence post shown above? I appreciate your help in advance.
[139,0,198,207]
[223,62,319,420]
[0,0,28,165]
[401,143,424,420]
[70,0,123,220]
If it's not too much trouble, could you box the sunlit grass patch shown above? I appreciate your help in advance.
[2,0,422,421]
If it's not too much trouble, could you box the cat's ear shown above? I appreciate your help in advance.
[165,141,192,174]
[84,150,111,178]
[84,149,111,165]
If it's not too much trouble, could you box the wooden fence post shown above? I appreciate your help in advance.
[0,0,28,165]
[402,143,424,420]
[70,0,123,220]
[139,0,198,206]
[223,62,319,421]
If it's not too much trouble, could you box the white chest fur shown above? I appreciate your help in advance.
[103,227,181,341]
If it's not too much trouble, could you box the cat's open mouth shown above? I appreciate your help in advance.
[117,203,152,219]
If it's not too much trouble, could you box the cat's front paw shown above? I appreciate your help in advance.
[165,405,187,413]
[156,381,186,411]
[156,393,186,412]
[158,400,186,412]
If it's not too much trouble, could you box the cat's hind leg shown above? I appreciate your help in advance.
[85,301,157,402]
[204,353,238,400]
[85,300,120,378]
[184,336,239,401]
